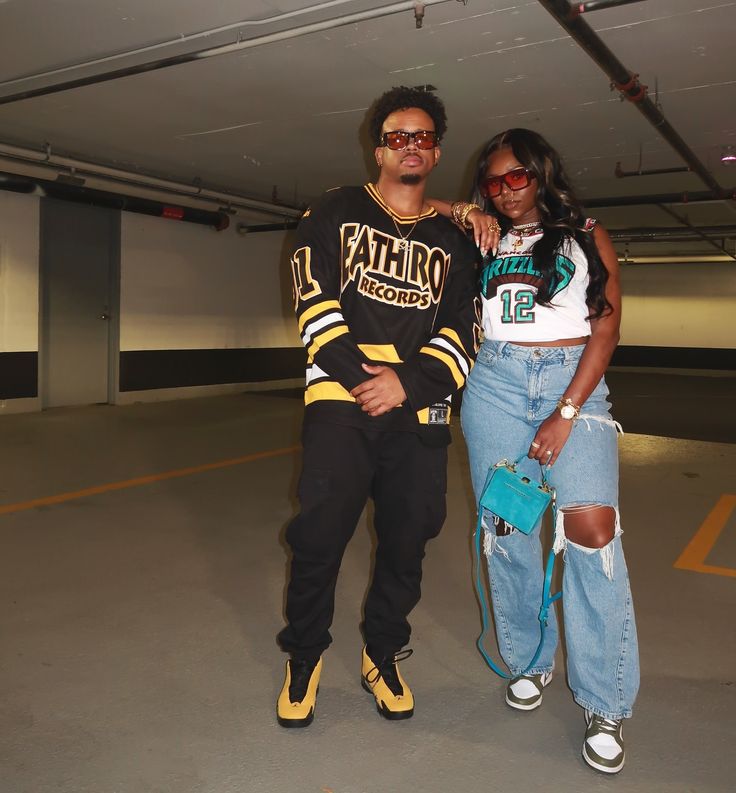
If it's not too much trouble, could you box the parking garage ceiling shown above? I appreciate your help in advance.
[0,0,734,260]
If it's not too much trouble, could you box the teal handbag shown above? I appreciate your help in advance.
[474,457,561,678]
[479,457,554,535]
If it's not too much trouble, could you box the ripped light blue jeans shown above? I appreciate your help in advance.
[461,340,640,720]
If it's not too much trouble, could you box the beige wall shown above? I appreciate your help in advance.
[119,214,300,351]
[0,191,39,353]
[2,194,735,357]
[619,262,736,348]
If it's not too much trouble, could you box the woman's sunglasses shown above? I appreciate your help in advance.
[381,130,438,150]
[481,167,536,198]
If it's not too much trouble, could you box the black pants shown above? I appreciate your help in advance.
[277,420,447,660]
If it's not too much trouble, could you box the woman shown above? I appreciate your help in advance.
[430,129,639,774]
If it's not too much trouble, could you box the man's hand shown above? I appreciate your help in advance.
[350,364,407,417]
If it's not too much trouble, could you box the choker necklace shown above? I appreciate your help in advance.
[509,221,543,251]
[375,184,423,251]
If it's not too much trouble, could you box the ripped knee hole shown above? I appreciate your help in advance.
[560,504,616,549]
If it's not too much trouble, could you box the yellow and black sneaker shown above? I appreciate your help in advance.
[276,656,322,728]
[361,646,414,720]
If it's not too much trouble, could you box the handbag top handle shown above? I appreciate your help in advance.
[499,456,553,493]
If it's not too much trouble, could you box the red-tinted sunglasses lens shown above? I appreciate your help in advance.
[383,130,437,150]
[482,168,533,197]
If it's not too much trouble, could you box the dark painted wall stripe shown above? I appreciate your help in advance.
[0,352,38,399]
[610,346,736,370]
[119,347,307,392]
[1,346,734,401]
[119,345,736,392]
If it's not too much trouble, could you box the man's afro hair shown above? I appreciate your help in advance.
[368,86,447,147]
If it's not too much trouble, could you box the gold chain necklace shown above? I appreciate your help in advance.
[375,184,423,251]
[391,216,419,250]
[509,221,543,251]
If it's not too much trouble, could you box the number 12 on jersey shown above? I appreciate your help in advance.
[500,288,535,323]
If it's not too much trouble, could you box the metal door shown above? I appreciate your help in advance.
[40,199,120,407]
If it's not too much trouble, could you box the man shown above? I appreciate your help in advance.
[277,86,480,727]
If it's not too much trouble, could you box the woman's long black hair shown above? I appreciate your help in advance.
[472,128,612,320]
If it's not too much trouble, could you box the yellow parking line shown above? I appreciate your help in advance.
[674,494,736,578]
[0,446,300,517]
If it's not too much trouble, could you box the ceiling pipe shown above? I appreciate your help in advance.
[235,220,736,244]
[608,225,736,242]
[619,255,734,264]
[0,0,455,106]
[0,141,303,219]
[0,171,230,230]
[654,203,736,261]
[536,0,722,194]
[570,0,649,15]
[583,188,736,209]
[614,162,690,179]
[0,0,361,91]
[237,221,300,235]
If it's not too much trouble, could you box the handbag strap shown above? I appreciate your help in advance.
[473,486,562,680]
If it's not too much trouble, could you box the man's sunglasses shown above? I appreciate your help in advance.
[381,130,438,150]
[481,167,536,198]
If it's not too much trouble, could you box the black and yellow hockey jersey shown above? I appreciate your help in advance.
[290,183,481,438]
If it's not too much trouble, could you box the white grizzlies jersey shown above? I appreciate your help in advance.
[480,223,595,342]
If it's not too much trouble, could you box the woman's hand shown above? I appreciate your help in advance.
[466,208,500,257]
[528,412,574,467]
[424,199,501,256]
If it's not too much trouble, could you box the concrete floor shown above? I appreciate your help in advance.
[0,380,734,793]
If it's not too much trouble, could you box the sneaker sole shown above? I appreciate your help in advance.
[505,692,544,711]
[361,677,414,720]
[277,707,314,728]
[582,745,625,774]
[505,673,552,711]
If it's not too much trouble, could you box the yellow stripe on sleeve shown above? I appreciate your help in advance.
[437,327,471,361]
[305,381,355,405]
[420,346,465,390]
[298,299,342,333]
[307,325,349,358]
[357,343,402,363]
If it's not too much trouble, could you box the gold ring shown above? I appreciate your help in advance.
[546,450,553,455]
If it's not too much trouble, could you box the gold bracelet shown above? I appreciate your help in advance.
[450,201,465,226]
[459,202,482,229]
[450,201,483,229]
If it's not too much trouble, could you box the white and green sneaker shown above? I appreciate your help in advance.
[583,711,625,774]
[505,670,553,711]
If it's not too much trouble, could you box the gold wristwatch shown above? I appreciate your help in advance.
[557,397,581,420]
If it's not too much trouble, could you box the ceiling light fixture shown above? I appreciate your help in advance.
[721,145,736,166]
